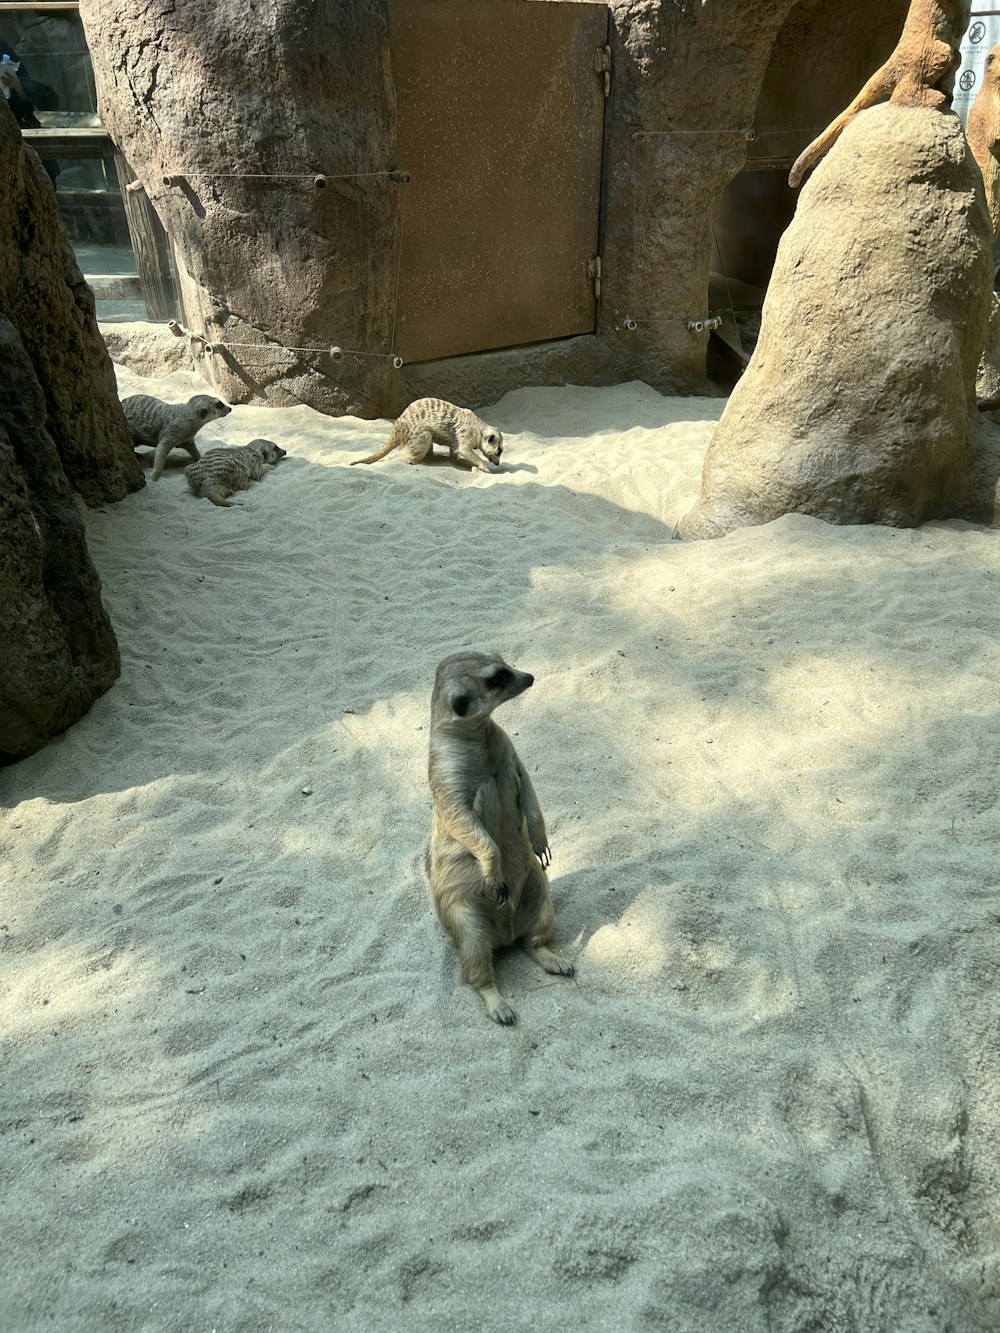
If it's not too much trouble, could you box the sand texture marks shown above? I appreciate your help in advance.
[1,371,999,1329]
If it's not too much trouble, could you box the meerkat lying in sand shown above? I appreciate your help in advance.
[426,651,574,1025]
[185,439,286,506]
[350,397,503,474]
[122,393,232,480]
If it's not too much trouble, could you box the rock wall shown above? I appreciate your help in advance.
[0,320,121,761]
[83,0,922,406]
[0,103,141,505]
[0,101,132,760]
[677,106,998,540]
[79,0,398,417]
[597,0,911,394]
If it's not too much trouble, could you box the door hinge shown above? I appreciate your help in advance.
[588,255,602,299]
[594,44,611,97]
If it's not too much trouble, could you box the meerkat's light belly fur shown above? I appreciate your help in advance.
[429,729,535,946]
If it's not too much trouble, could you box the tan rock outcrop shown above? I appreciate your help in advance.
[677,106,999,540]
[0,102,141,504]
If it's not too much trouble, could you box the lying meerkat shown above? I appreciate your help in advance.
[350,397,503,474]
[185,438,286,507]
[122,393,232,480]
[425,651,573,1025]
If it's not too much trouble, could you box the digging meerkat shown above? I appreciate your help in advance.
[425,651,574,1025]
[122,393,232,480]
[350,397,503,474]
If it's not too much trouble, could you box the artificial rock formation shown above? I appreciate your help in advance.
[79,0,398,417]
[0,103,141,504]
[0,322,121,761]
[82,0,918,405]
[677,105,999,539]
[0,100,135,760]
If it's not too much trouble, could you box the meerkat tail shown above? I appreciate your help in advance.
[350,426,400,466]
[788,68,896,187]
[203,485,236,508]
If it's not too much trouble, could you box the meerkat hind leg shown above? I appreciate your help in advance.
[516,864,574,977]
[407,426,434,464]
[451,904,516,1025]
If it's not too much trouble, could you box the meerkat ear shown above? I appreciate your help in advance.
[199,407,209,419]
[453,695,470,717]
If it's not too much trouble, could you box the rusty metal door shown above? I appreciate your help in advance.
[389,0,608,364]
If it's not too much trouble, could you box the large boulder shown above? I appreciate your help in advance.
[79,0,398,417]
[677,105,998,539]
[0,101,133,760]
[0,101,141,504]
[0,321,120,762]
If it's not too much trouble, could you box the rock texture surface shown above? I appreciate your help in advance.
[677,106,999,539]
[82,0,917,404]
[0,103,141,505]
[80,0,398,418]
[596,0,912,394]
[0,102,131,760]
[0,321,121,762]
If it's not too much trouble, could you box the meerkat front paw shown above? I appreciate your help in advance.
[486,877,511,906]
[533,841,552,868]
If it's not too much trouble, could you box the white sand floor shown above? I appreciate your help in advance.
[2,369,1000,1330]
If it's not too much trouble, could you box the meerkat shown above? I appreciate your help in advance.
[425,651,573,1025]
[185,438,286,507]
[350,397,503,474]
[121,393,232,480]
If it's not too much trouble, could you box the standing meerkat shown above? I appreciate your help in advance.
[426,651,573,1025]
[121,393,232,480]
[185,438,286,507]
[350,397,503,474]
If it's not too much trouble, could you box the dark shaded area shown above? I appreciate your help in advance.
[0,321,120,761]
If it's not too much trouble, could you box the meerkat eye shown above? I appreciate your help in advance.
[487,668,511,689]
[453,695,470,717]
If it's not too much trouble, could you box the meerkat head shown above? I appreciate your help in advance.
[248,438,287,464]
[431,651,532,729]
[480,427,503,464]
[189,395,232,422]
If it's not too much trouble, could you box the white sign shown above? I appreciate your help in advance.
[954,13,1000,123]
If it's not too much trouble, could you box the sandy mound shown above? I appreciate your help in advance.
[2,372,998,1329]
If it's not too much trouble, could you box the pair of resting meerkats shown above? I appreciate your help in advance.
[121,393,286,506]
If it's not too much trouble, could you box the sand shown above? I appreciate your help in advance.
[2,368,1000,1331]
